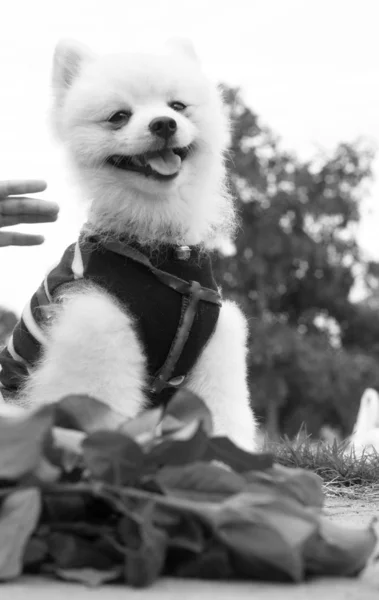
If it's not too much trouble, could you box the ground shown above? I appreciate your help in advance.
[324,491,379,527]
[2,493,378,600]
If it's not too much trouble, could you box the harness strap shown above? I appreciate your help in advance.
[101,240,221,306]
[151,281,207,394]
[100,240,222,395]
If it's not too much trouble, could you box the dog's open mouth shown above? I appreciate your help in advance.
[106,147,190,181]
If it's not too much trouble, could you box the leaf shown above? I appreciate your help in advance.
[159,414,185,434]
[162,389,213,436]
[0,488,41,579]
[204,436,273,472]
[82,430,144,485]
[33,456,61,483]
[45,427,85,474]
[200,492,319,582]
[118,408,163,445]
[156,462,246,501]
[0,404,53,479]
[48,533,116,570]
[54,566,123,587]
[304,516,378,577]
[23,536,49,569]
[244,464,324,510]
[165,515,205,554]
[52,427,86,455]
[54,395,125,433]
[43,493,94,523]
[147,424,209,468]
[174,540,234,579]
[161,419,199,441]
[119,512,167,588]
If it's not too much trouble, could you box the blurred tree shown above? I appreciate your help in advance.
[215,86,379,439]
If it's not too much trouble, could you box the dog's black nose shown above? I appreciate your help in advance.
[149,116,177,140]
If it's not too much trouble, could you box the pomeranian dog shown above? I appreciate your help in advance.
[0,38,258,450]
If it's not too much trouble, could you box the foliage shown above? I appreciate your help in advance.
[0,392,375,587]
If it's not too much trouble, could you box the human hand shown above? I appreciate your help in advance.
[0,180,59,247]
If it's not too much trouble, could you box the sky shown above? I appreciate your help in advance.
[1,0,379,314]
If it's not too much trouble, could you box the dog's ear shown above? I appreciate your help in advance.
[51,39,96,140]
[52,39,95,104]
[165,37,200,64]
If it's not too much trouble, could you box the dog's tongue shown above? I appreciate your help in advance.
[146,150,181,176]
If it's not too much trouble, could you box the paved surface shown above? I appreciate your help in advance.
[1,496,378,599]
[3,570,379,600]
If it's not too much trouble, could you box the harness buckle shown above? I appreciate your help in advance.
[168,375,186,387]
[175,246,191,261]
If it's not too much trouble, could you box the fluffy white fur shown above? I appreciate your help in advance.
[20,38,258,451]
[52,38,235,248]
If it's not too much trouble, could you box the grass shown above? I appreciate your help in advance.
[263,429,379,496]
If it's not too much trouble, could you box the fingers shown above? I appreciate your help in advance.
[0,197,59,216]
[0,212,58,227]
[0,197,59,218]
[0,232,45,247]
[0,180,58,247]
[0,180,47,198]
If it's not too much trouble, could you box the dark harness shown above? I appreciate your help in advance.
[82,238,222,406]
[0,236,222,408]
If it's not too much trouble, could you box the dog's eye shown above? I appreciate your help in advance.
[107,111,132,125]
[169,101,187,112]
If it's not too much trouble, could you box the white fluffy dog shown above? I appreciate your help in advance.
[0,39,258,451]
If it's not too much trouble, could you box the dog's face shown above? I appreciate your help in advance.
[52,39,233,245]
